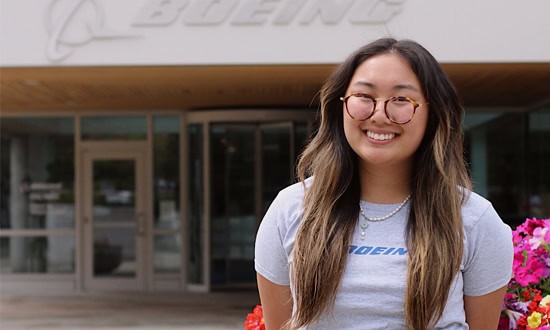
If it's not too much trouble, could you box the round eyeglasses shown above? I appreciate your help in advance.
[340,93,427,124]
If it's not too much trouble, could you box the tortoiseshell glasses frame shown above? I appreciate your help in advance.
[340,93,428,124]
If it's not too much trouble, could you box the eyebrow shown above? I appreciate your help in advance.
[352,81,419,92]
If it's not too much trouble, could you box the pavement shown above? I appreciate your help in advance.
[0,290,261,329]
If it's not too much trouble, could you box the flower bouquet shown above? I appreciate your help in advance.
[244,305,265,330]
[500,218,550,330]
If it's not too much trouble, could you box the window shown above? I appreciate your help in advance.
[0,117,75,274]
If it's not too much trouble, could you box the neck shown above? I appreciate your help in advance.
[359,161,412,204]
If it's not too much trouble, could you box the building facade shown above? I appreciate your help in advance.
[1,0,549,293]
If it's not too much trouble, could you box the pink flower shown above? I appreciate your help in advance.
[515,258,545,286]
[531,227,550,249]
[458,218,550,329]
[544,257,550,278]
[514,231,525,244]
[514,247,527,271]
[524,218,545,235]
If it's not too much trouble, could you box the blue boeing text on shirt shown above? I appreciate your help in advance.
[349,245,408,256]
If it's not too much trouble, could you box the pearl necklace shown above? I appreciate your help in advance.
[359,194,411,240]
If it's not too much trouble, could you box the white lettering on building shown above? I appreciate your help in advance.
[183,0,238,25]
[273,0,308,25]
[299,0,354,25]
[232,0,280,25]
[134,0,190,26]
[28,182,63,215]
[132,0,405,26]
[45,0,405,61]
[349,0,404,24]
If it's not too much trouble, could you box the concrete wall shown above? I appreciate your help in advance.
[1,0,550,66]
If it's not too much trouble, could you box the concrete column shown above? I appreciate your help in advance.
[9,137,28,272]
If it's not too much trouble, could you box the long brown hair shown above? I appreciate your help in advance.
[291,38,471,330]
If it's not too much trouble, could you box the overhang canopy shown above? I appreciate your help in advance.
[1,63,549,112]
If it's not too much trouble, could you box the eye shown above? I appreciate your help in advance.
[392,96,414,105]
[354,93,374,100]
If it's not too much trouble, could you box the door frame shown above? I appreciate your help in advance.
[80,141,149,291]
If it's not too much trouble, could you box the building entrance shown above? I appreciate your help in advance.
[210,122,297,286]
[186,110,314,290]
[82,144,147,291]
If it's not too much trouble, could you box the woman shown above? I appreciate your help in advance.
[254,38,513,329]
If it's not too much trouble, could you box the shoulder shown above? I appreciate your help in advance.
[276,177,310,203]
[460,188,496,233]
[459,188,514,295]
[267,178,311,231]
[460,187,513,265]
[259,178,311,243]
[255,178,310,278]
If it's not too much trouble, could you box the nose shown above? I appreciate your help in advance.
[369,100,390,124]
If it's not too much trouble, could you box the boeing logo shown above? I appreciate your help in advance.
[45,0,405,61]
[46,0,138,62]
[133,0,405,26]
[349,245,408,256]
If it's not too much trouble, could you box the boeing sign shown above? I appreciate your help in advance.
[133,0,405,26]
[45,0,405,62]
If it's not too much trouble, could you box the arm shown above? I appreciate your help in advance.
[464,285,507,330]
[257,273,293,330]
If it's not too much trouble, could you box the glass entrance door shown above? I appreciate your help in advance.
[209,122,299,286]
[83,150,146,291]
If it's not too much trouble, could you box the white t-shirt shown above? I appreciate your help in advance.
[254,179,513,329]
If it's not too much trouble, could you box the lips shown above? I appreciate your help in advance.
[366,130,397,141]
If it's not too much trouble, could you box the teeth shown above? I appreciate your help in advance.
[367,131,395,141]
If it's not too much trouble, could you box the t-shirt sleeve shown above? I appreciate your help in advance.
[462,204,513,296]
[254,192,292,286]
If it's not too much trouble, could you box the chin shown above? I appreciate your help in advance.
[358,154,395,166]
[357,149,412,168]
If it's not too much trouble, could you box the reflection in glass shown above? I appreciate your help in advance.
[261,125,291,215]
[94,228,135,277]
[211,125,255,284]
[294,122,309,170]
[464,113,526,227]
[528,107,550,219]
[0,117,75,230]
[154,235,181,274]
[188,124,203,284]
[81,116,146,140]
[92,160,137,277]
[0,236,74,274]
[153,116,180,230]
[93,160,135,224]
[208,122,313,285]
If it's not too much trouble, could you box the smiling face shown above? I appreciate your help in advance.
[343,53,429,170]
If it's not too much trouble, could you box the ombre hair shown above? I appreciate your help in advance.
[291,38,471,330]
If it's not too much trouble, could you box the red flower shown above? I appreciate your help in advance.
[244,305,265,330]
[517,315,528,330]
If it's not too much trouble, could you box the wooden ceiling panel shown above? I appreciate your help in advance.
[1,63,549,112]
[444,64,550,108]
